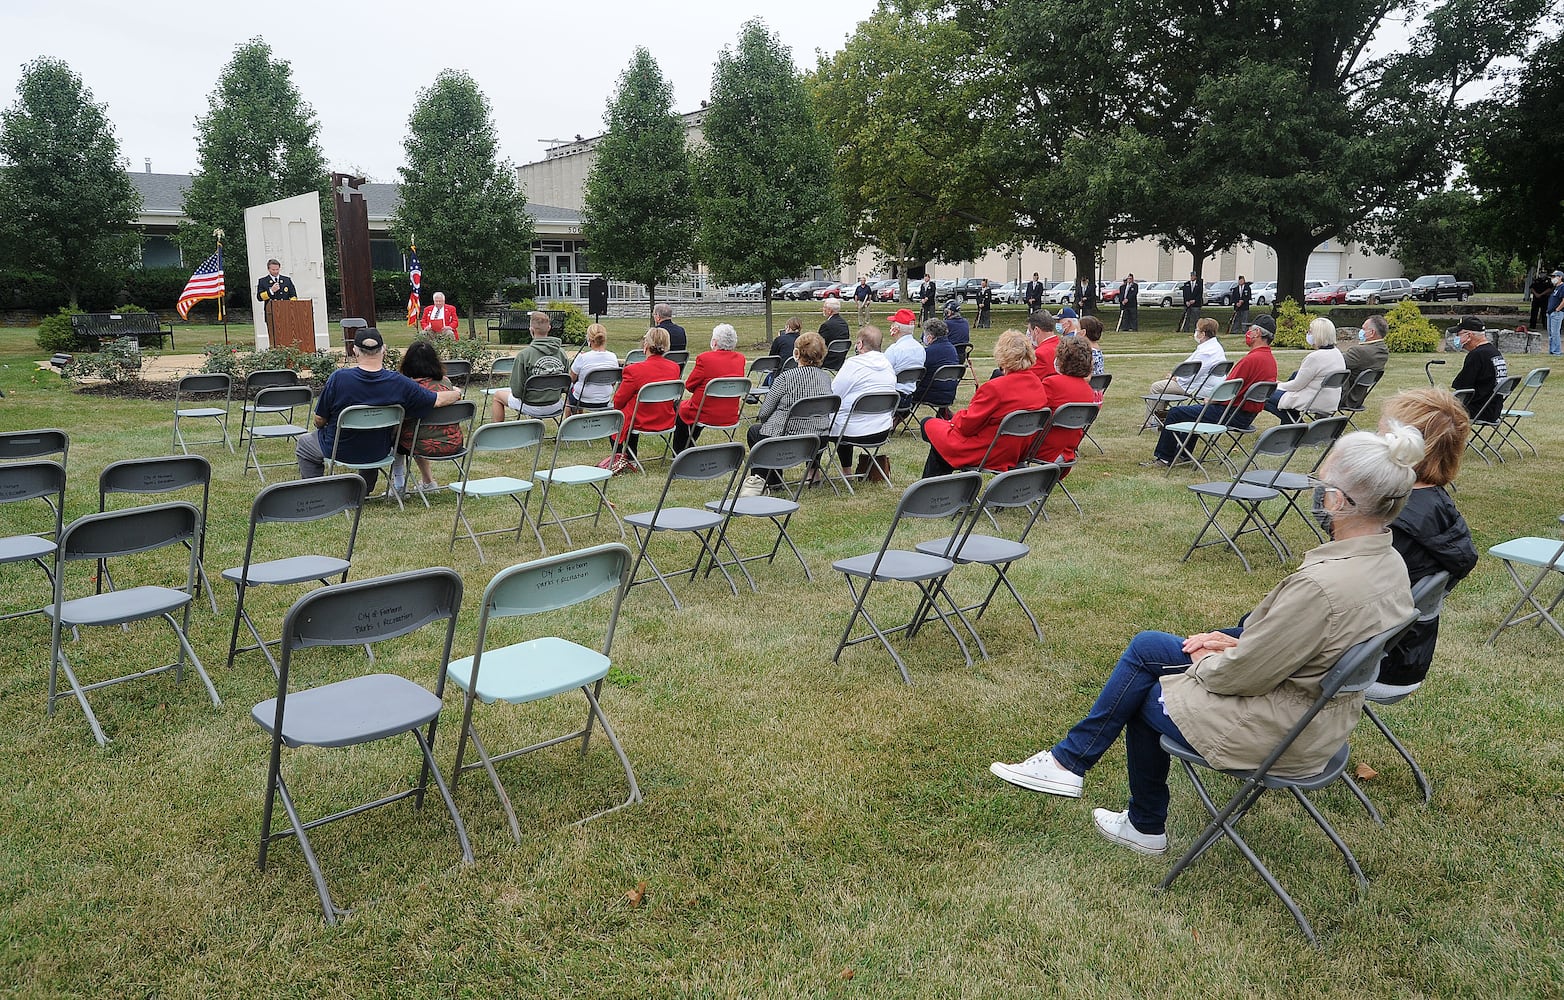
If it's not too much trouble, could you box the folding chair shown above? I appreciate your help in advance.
[171,373,234,455]
[1085,373,1111,453]
[621,379,683,473]
[1494,367,1549,458]
[1486,514,1564,646]
[1158,611,1419,946]
[665,349,690,374]
[687,376,752,443]
[1162,378,1243,478]
[1219,380,1279,460]
[913,463,1061,644]
[98,455,219,613]
[571,365,622,413]
[45,502,222,746]
[1182,422,1309,572]
[327,404,405,509]
[1190,360,1235,399]
[623,349,646,367]
[830,472,986,684]
[252,568,471,925]
[237,369,304,455]
[1300,369,1350,421]
[964,408,1050,474]
[1336,368,1384,430]
[1465,375,1520,466]
[820,390,900,495]
[956,342,979,386]
[519,372,571,433]
[892,364,925,421]
[704,433,821,589]
[443,358,472,393]
[903,364,964,433]
[533,410,627,547]
[447,543,641,841]
[624,442,745,609]
[774,393,841,490]
[745,356,781,412]
[448,419,546,562]
[0,460,65,621]
[403,401,478,507]
[823,340,851,373]
[1030,402,1101,515]
[478,355,516,424]
[242,385,313,482]
[1244,415,1349,545]
[1140,360,1201,434]
[0,428,69,467]
[223,475,366,672]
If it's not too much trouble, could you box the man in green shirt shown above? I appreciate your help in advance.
[488,311,569,422]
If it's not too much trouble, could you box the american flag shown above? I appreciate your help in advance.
[176,249,225,319]
[405,247,422,326]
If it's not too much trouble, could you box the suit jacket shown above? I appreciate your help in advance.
[256,274,298,302]
[1024,281,1045,307]
[1180,279,1203,307]
[677,349,747,425]
[919,281,937,305]
[420,304,459,336]
[924,371,1049,470]
[612,354,682,441]
[1121,281,1139,306]
[1234,281,1252,308]
[1081,280,1097,308]
[820,313,852,368]
[656,319,687,353]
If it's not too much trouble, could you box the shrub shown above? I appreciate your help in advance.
[1272,298,1317,349]
[1383,298,1441,353]
[200,344,340,389]
[505,281,537,304]
[545,301,589,345]
[64,336,143,382]
[36,307,88,353]
[414,331,498,375]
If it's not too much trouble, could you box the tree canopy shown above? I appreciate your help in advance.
[581,48,699,321]
[392,70,534,336]
[0,57,141,308]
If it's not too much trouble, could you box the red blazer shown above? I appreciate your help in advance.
[1031,336,1060,379]
[420,304,459,337]
[613,354,682,441]
[1034,373,1099,468]
[678,349,747,425]
[925,371,1049,470]
[1228,344,1278,414]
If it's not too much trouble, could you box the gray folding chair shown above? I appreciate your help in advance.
[1158,611,1419,946]
[1301,369,1350,420]
[1219,380,1279,460]
[442,358,472,392]
[688,376,752,443]
[1162,378,1243,478]
[1140,360,1201,433]
[1085,372,1111,453]
[403,400,478,507]
[913,463,1062,645]
[1182,422,1309,572]
[242,384,313,483]
[1030,402,1101,515]
[966,408,1049,474]
[665,349,690,373]
[904,364,964,433]
[223,475,367,673]
[478,354,517,422]
[777,394,841,488]
[624,442,746,609]
[253,568,471,925]
[171,373,234,455]
[1244,415,1349,545]
[519,372,571,430]
[533,410,627,547]
[0,459,66,621]
[447,543,641,841]
[45,502,222,746]
[1465,375,1521,466]
[327,404,405,508]
[1486,514,1564,646]
[893,365,926,420]
[745,356,782,412]
[820,390,900,495]
[621,379,683,473]
[98,455,219,613]
[1336,368,1384,430]
[238,369,304,457]
[571,365,622,413]
[623,348,647,367]
[0,428,68,467]
[703,433,821,589]
[831,472,986,684]
[1494,367,1549,458]
[823,340,852,373]
[448,419,546,562]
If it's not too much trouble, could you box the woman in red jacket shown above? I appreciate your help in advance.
[1033,338,1100,472]
[672,323,747,452]
[921,330,1049,477]
[612,327,681,459]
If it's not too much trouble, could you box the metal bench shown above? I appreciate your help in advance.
[485,308,530,344]
[71,312,174,350]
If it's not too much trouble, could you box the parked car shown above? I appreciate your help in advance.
[871,279,900,302]
[791,280,833,300]
[1137,281,1179,307]
[1044,280,1076,304]
[1204,280,1239,306]
[1305,282,1355,306]
[1345,277,1416,305]
[773,281,803,299]
[995,280,1022,304]
[813,282,844,300]
[955,277,996,302]
[1410,274,1473,302]
[1100,282,1121,303]
[1250,281,1277,306]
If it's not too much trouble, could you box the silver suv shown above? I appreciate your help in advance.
[1345,278,1414,304]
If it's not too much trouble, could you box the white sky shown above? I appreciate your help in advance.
[0,0,880,182]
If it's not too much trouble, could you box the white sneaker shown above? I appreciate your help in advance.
[989,751,1083,798]
[410,481,443,493]
[738,474,767,499]
[1092,808,1168,855]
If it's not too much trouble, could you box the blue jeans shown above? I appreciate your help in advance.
[1263,389,1301,424]
[1154,405,1253,463]
[1548,311,1562,355]
[1050,630,1194,835]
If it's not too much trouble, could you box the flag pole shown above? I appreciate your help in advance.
[217,236,228,344]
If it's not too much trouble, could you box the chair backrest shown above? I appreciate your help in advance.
[1168,360,1201,382]
[665,350,690,368]
[477,543,631,654]
[703,376,752,401]
[1519,367,1550,391]
[1317,370,1350,392]
[975,407,1051,470]
[415,400,477,430]
[633,379,684,408]
[897,471,985,522]
[251,473,366,527]
[99,455,211,512]
[579,366,623,393]
[749,356,781,378]
[780,394,841,436]
[58,500,198,564]
[443,358,472,378]
[1408,569,1451,624]
[745,433,822,475]
[281,567,463,652]
[668,441,745,483]
[1297,414,1349,451]
[491,356,516,378]
[624,349,647,366]
[1247,420,1310,460]
[1089,372,1112,395]
[979,462,1062,513]
[523,372,572,397]
[469,417,545,455]
[176,373,231,399]
[0,429,68,465]
[826,339,851,358]
[336,404,404,434]
[1045,401,1100,433]
[1197,378,1244,412]
[1239,379,1278,409]
[245,369,301,396]
[253,385,313,411]
[1189,361,1234,397]
[897,365,926,387]
[0,460,67,539]
[929,363,965,386]
[843,389,901,422]
[556,409,625,447]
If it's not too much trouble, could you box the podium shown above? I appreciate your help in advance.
[266,299,316,352]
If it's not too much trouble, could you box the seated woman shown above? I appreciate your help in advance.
[1079,315,1107,379]
[990,425,1422,855]
[745,332,833,490]
[565,323,620,416]
[673,323,746,452]
[392,340,463,493]
[1033,338,1100,471]
[1266,316,1346,423]
[920,330,1048,478]
[1377,387,1478,688]
[611,327,681,463]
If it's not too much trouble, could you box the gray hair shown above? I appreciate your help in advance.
[1320,425,1424,524]
[1363,314,1387,339]
[822,297,842,313]
[711,323,738,351]
[653,303,673,322]
[1307,316,1337,349]
[923,317,948,339]
[858,325,883,352]
[889,320,913,337]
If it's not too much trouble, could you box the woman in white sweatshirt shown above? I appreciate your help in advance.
[1266,317,1346,423]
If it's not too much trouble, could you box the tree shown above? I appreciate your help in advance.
[0,57,141,308]
[694,19,844,336]
[181,39,329,300]
[392,70,534,337]
[580,48,699,322]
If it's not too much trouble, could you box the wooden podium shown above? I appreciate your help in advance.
[266,299,316,352]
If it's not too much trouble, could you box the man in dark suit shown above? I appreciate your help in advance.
[1081,277,1098,317]
[1119,273,1140,331]
[820,297,852,371]
[919,277,937,321]
[1024,272,1045,313]
[256,259,297,302]
[1230,275,1252,335]
[976,279,994,329]
[1177,271,1203,333]
[653,302,686,353]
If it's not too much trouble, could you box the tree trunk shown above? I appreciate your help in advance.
[1070,245,1098,285]
[1269,234,1318,309]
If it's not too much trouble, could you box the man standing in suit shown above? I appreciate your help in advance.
[919,276,938,321]
[1230,276,1252,335]
[976,279,994,329]
[1119,274,1140,331]
[256,259,297,303]
[653,302,686,353]
[1024,272,1045,313]
[1177,271,1203,333]
[419,291,459,338]
[1080,276,1098,318]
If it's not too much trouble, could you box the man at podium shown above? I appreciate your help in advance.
[420,291,459,338]
[256,259,297,302]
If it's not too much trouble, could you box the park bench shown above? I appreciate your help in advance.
[485,308,567,343]
[71,312,175,350]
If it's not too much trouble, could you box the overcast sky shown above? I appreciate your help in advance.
[0,0,880,182]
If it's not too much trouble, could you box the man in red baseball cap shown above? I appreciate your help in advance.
[884,307,927,413]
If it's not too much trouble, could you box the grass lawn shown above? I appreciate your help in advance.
[1,318,1561,997]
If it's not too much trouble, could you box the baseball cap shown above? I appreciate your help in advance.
[1552,270,1564,277]
[354,328,385,351]
[1058,307,1078,319]
[1457,316,1485,333]
[887,308,918,326]
[1249,314,1277,336]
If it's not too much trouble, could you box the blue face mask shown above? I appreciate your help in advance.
[1358,329,1368,343]
[1449,335,1464,351]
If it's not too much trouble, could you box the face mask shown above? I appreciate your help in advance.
[1244,332,1257,348]
[1358,329,1368,343]
[1449,335,1465,351]
[1310,485,1335,536]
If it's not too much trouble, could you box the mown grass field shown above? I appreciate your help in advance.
[1,316,1561,998]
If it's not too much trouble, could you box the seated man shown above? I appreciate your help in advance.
[1449,316,1508,423]
[489,310,569,422]
[1147,315,1276,468]
[1340,314,1389,410]
[420,291,459,337]
[830,325,898,478]
[883,308,927,411]
[944,299,971,350]
[296,327,463,491]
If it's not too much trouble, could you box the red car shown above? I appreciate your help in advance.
[1305,283,1351,305]
[813,283,844,300]
[1100,284,1121,303]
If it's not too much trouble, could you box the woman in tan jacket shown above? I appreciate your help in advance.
[990,425,1423,855]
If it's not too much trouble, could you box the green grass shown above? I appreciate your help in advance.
[2,320,1562,997]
